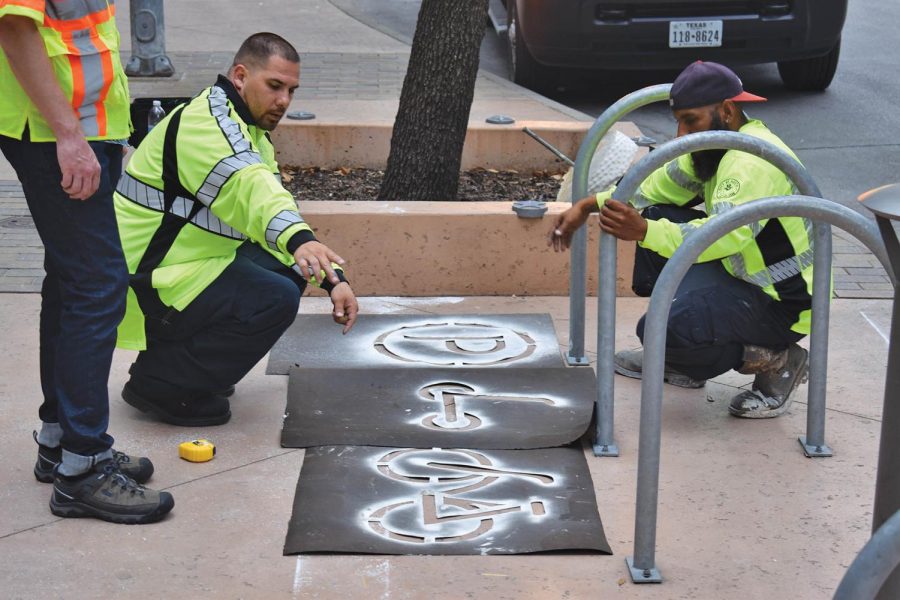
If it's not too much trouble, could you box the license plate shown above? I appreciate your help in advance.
[669,20,723,48]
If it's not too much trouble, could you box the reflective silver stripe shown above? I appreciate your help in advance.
[710,200,735,216]
[630,190,655,210]
[710,199,764,237]
[208,86,252,154]
[265,210,305,251]
[769,247,815,283]
[726,253,771,288]
[666,160,703,196]
[195,151,263,207]
[67,33,106,137]
[678,221,702,239]
[116,173,246,240]
[726,247,815,289]
[46,0,113,20]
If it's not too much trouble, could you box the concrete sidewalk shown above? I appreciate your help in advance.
[0,1,895,598]
[0,293,891,599]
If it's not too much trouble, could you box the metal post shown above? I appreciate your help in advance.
[611,130,831,582]
[126,0,175,77]
[859,183,900,600]
[568,84,671,367]
[834,510,900,600]
[626,193,891,583]
[800,220,835,457]
[567,84,672,457]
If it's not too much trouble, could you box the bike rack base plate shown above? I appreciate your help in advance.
[284,445,612,556]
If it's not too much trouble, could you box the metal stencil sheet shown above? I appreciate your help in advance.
[282,367,596,449]
[266,314,564,374]
[283,445,611,555]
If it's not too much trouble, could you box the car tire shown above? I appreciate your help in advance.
[506,1,558,93]
[777,38,841,91]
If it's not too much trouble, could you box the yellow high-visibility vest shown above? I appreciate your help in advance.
[596,120,822,335]
[0,0,130,141]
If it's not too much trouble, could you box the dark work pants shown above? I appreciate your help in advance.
[0,134,128,456]
[633,205,804,381]
[128,241,306,398]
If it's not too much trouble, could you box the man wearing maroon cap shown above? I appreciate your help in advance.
[549,61,818,419]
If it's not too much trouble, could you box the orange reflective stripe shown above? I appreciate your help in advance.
[2,0,45,11]
[43,3,113,33]
[63,31,85,114]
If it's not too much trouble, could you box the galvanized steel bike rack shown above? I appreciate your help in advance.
[834,510,900,600]
[567,84,672,457]
[625,181,894,582]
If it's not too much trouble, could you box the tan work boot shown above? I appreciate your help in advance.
[729,343,809,419]
[614,348,707,389]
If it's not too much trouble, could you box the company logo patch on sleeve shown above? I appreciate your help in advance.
[715,178,741,200]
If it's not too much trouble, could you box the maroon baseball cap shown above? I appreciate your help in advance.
[669,61,767,110]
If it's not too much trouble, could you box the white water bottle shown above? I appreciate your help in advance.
[147,100,166,132]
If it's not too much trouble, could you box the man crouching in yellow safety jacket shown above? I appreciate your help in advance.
[115,33,358,427]
[549,61,820,420]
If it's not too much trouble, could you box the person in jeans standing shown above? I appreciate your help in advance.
[0,0,172,523]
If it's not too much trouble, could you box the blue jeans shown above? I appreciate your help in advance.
[128,241,306,398]
[633,204,804,381]
[0,133,128,457]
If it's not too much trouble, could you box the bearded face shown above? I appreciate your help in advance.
[690,110,728,182]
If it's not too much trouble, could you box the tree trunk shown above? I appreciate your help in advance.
[378,0,489,201]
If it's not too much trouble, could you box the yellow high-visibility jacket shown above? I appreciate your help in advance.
[598,120,817,335]
[114,76,343,350]
[0,0,130,140]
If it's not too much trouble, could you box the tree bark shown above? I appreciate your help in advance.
[378,0,489,201]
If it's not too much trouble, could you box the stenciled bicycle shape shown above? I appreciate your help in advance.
[366,447,555,545]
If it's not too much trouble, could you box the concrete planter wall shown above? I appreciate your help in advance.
[272,118,641,297]
[301,201,634,297]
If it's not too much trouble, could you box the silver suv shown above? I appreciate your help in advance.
[500,0,847,92]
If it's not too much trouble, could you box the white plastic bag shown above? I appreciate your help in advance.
[555,130,640,202]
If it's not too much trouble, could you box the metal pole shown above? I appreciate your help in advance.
[860,184,900,600]
[800,221,835,457]
[569,84,672,367]
[625,194,890,583]
[568,84,671,457]
[834,510,900,600]
[126,0,175,77]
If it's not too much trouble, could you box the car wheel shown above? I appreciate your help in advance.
[506,1,558,93]
[777,38,841,91]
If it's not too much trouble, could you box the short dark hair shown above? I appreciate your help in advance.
[232,32,300,69]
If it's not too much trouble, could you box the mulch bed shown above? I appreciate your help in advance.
[282,166,564,202]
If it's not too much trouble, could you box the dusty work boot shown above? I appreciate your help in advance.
[122,381,231,427]
[50,459,173,524]
[729,343,809,419]
[33,431,154,484]
[614,349,707,389]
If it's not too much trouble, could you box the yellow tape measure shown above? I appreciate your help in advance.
[178,439,216,462]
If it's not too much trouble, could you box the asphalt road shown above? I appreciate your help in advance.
[330,0,900,215]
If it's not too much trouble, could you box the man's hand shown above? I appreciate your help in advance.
[329,282,358,334]
[292,240,346,285]
[599,199,648,241]
[56,135,100,200]
[547,196,596,252]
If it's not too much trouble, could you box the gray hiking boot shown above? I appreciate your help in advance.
[729,343,809,419]
[614,349,706,389]
[33,431,154,484]
[50,459,173,524]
